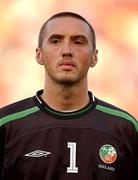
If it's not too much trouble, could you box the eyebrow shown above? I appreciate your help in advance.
[48,34,64,41]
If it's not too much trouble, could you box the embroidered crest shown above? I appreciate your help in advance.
[99,144,117,164]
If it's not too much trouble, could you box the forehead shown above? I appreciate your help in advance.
[45,16,92,38]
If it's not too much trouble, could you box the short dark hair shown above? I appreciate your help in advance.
[38,12,96,49]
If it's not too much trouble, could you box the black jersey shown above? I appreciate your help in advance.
[0,90,138,180]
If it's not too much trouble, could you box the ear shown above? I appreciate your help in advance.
[36,48,44,65]
[90,49,98,67]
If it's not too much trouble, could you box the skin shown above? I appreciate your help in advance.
[36,16,98,111]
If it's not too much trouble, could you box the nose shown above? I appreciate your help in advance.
[62,42,73,58]
[62,52,73,58]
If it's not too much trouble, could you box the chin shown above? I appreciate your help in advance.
[55,73,77,82]
[58,79,77,85]
[50,72,81,84]
[56,76,79,85]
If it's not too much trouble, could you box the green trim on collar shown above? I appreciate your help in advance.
[45,104,93,117]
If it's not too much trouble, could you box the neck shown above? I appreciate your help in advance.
[41,78,89,112]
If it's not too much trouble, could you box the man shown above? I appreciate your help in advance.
[0,12,138,180]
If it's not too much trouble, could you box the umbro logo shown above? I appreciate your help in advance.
[25,150,51,157]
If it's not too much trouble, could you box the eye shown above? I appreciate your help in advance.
[74,40,85,45]
[51,39,61,44]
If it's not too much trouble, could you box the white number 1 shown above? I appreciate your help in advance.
[67,142,78,173]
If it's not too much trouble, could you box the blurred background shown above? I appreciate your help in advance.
[0,0,138,119]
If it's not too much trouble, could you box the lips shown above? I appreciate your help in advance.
[58,60,75,70]
[60,62,75,66]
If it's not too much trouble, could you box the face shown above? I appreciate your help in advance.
[36,16,98,84]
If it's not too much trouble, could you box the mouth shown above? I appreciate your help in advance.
[58,61,75,70]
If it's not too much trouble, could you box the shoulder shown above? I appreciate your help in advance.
[95,97,138,132]
[0,97,39,126]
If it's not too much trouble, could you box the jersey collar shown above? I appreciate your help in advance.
[33,90,96,119]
